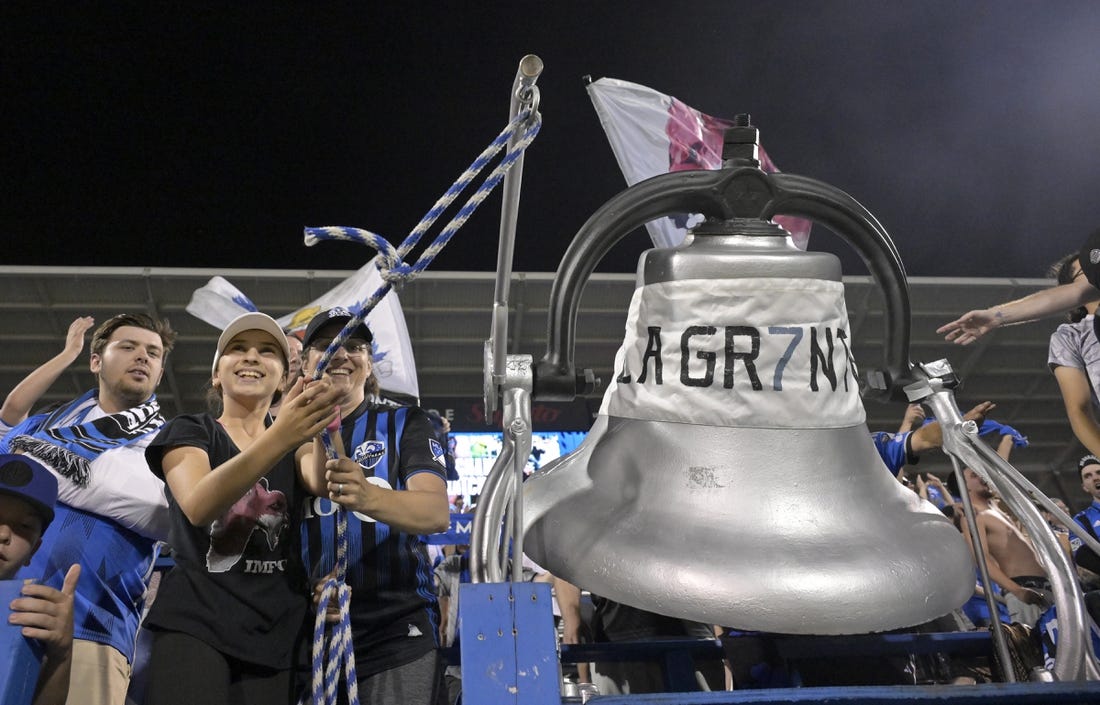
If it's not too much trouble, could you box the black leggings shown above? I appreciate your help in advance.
[144,630,296,705]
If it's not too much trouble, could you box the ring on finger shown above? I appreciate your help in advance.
[336,482,343,495]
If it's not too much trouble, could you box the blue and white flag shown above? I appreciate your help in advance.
[186,264,419,399]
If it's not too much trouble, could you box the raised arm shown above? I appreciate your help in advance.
[164,381,338,527]
[937,279,1098,345]
[909,401,996,455]
[319,407,450,534]
[898,403,926,433]
[1,317,94,428]
[924,474,956,509]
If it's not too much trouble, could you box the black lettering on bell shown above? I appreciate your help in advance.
[809,327,838,392]
[636,326,663,384]
[680,326,716,387]
[724,326,762,390]
[836,328,855,392]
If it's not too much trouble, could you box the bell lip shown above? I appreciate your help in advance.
[523,416,976,634]
[526,507,975,634]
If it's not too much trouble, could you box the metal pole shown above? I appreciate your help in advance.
[948,453,1018,682]
[487,55,543,415]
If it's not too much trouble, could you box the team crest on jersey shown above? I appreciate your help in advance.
[429,438,445,464]
[354,440,386,469]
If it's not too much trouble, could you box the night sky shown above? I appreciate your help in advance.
[4,2,1100,278]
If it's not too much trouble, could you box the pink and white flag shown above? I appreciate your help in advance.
[186,264,419,399]
[587,77,811,250]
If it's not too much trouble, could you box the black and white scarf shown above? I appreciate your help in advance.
[4,389,164,486]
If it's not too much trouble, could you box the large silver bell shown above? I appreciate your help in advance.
[524,215,975,634]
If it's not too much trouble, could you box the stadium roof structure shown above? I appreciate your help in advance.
[0,266,1087,505]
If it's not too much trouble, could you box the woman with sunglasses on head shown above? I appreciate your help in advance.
[143,313,340,704]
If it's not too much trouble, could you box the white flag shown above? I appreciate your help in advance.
[186,265,419,399]
[587,77,811,250]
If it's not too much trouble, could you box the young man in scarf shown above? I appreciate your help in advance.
[0,313,176,705]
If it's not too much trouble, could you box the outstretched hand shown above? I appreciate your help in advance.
[937,309,999,345]
[962,401,996,424]
[901,403,926,431]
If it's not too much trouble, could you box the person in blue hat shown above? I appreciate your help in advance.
[0,453,81,705]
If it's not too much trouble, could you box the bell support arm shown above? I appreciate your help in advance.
[911,363,1100,681]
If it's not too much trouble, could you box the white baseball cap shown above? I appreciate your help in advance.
[211,312,291,376]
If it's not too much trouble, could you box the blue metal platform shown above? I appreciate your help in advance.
[454,582,1100,704]
[586,682,1100,703]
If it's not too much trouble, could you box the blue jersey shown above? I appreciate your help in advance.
[26,504,157,662]
[1072,501,1100,574]
[299,401,447,678]
[925,483,951,510]
[3,395,162,664]
[960,569,1009,627]
[870,431,914,475]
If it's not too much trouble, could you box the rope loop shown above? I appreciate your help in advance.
[302,577,358,705]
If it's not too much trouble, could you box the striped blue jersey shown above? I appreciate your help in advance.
[27,503,157,662]
[299,402,447,676]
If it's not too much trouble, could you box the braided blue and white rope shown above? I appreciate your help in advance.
[303,107,542,378]
[306,574,357,705]
[299,106,540,705]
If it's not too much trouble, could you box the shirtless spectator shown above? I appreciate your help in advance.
[958,466,1050,627]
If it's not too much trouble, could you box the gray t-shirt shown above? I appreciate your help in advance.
[1048,315,1100,407]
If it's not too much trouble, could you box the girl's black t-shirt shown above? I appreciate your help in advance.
[145,413,308,669]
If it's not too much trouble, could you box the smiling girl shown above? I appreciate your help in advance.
[142,312,339,704]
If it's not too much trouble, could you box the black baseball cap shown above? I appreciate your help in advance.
[0,454,57,529]
[1077,228,1100,290]
[302,307,373,348]
[1079,454,1100,479]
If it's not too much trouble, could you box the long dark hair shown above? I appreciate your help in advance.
[1049,252,1088,323]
